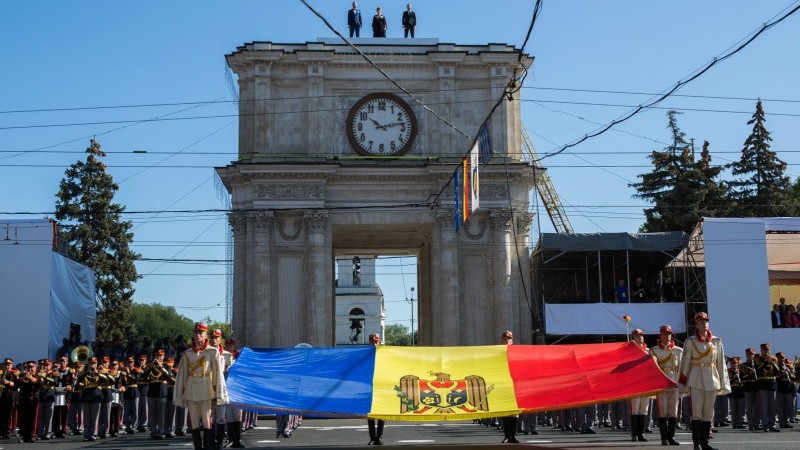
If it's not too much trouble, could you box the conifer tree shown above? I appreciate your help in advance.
[55,139,139,342]
[631,112,730,233]
[728,101,795,217]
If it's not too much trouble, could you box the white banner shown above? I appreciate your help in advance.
[545,303,686,335]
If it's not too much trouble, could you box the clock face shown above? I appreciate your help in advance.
[346,93,417,156]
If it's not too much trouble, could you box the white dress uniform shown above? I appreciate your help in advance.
[650,328,683,446]
[678,313,730,450]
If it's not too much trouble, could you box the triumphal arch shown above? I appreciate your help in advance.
[217,38,536,347]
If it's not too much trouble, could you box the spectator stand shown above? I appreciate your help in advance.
[531,232,689,344]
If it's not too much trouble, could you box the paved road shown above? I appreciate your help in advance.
[2,418,799,449]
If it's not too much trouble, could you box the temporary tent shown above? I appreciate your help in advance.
[0,220,95,363]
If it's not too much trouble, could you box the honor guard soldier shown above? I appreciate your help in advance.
[629,329,650,443]
[678,312,730,450]
[211,329,230,449]
[144,349,171,440]
[174,322,228,450]
[727,357,746,428]
[754,343,780,432]
[16,361,39,443]
[775,352,795,428]
[650,324,682,445]
[97,355,113,438]
[120,356,140,434]
[367,333,386,445]
[78,357,103,441]
[36,359,57,440]
[741,348,761,430]
[224,338,245,448]
[0,358,17,440]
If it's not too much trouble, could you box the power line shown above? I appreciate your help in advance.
[534,2,800,162]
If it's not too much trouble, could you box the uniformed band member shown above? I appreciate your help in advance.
[174,322,228,450]
[36,359,57,440]
[754,343,780,432]
[741,348,761,430]
[500,330,520,444]
[78,357,103,441]
[144,349,171,439]
[121,356,140,434]
[774,352,795,428]
[367,333,386,445]
[137,354,150,432]
[650,324,682,446]
[67,361,83,436]
[727,356,746,428]
[16,361,39,443]
[628,329,650,443]
[678,312,730,450]
[53,356,74,438]
[108,359,124,437]
[0,358,17,440]
[164,357,178,438]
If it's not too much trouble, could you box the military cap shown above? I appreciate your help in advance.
[88,357,98,363]
[502,330,513,339]
[694,312,709,322]
[631,328,644,336]
[212,329,222,337]
[368,333,381,343]
[194,322,208,332]
[659,325,672,334]
[225,338,236,345]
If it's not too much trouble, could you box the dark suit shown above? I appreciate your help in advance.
[402,10,416,38]
[372,14,387,37]
[771,310,783,328]
[348,8,362,38]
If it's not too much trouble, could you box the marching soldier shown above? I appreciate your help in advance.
[108,360,124,437]
[754,343,780,432]
[52,356,75,438]
[629,328,650,443]
[727,357,746,429]
[367,333,386,445]
[97,356,113,438]
[144,349,171,440]
[16,361,39,443]
[775,352,795,428]
[0,358,17,440]
[678,312,730,450]
[120,356,140,434]
[650,324,682,445]
[174,322,228,450]
[78,357,103,441]
[212,329,229,449]
[741,348,760,430]
[36,359,57,440]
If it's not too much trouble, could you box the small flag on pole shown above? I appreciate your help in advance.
[470,142,479,213]
[477,121,492,164]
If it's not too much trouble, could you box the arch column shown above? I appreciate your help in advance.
[490,209,514,338]
[249,211,274,347]
[304,210,333,346]
[228,212,248,343]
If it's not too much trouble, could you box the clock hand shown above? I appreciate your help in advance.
[369,118,388,130]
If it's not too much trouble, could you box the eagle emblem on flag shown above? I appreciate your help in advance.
[395,371,492,414]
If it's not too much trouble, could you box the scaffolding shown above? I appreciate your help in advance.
[520,128,573,234]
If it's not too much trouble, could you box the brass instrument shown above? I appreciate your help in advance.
[70,345,93,363]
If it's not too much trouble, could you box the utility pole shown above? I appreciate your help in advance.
[407,287,415,346]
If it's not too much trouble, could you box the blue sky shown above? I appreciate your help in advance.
[2,1,799,327]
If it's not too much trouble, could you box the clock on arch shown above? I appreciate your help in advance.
[346,93,417,156]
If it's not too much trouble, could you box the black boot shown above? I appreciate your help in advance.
[228,422,245,448]
[691,420,701,450]
[630,415,638,442]
[191,429,203,450]
[700,421,717,450]
[667,417,680,446]
[659,417,668,445]
[367,419,376,445]
[203,428,214,450]
[637,415,649,442]
[215,424,225,450]
[374,419,384,445]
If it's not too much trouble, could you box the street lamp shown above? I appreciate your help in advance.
[407,287,415,346]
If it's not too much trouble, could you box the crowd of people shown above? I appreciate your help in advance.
[347,2,417,38]
[770,297,800,328]
[0,324,261,449]
[554,274,685,303]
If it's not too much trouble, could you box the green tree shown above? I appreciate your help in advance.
[728,101,795,217]
[130,303,194,345]
[631,112,729,233]
[200,316,232,339]
[55,139,140,342]
[384,323,418,346]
